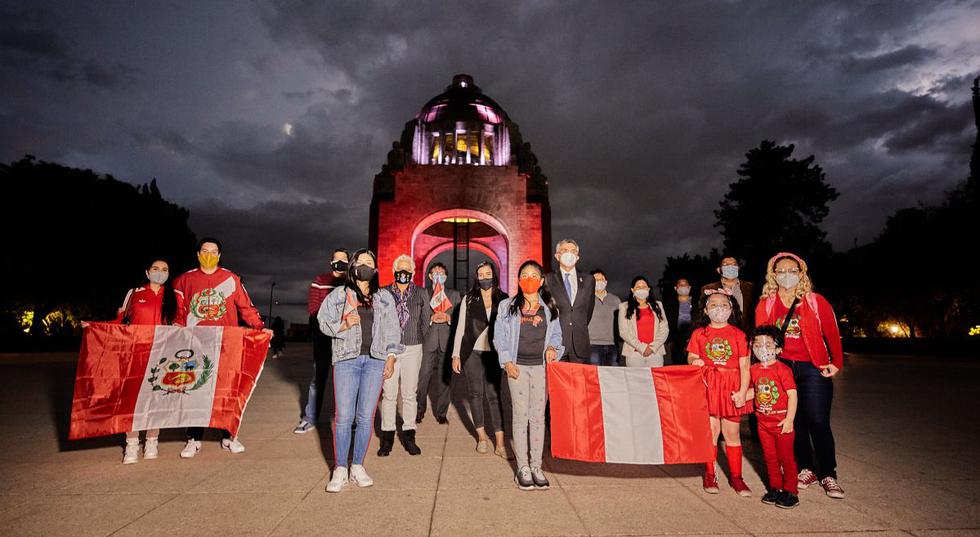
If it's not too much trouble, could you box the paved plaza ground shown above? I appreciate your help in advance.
[0,343,977,537]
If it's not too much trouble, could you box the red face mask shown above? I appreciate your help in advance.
[519,277,542,294]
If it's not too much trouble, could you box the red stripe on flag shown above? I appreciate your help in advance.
[547,362,606,462]
[208,327,269,435]
[652,365,714,464]
[69,323,154,440]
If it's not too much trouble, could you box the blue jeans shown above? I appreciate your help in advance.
[333,355,385,467]
[781,358,837,479]
[590,344,620,366]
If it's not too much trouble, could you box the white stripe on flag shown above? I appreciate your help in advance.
[597,367,665,464]
[131,325,223,431]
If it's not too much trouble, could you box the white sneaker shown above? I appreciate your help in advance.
[221,437,246,454]
[123,441,140,464]
[180,439,201,459]
[326,467,348,493]
[143,438,159,460]
[349,464,373,487]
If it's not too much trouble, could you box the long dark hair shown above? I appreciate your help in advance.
[124,259,177,325]
[625,275,664,321]
[467,261,506,304]
[508,260,558,319]
[692,291,743,330]
[345,248,379,306]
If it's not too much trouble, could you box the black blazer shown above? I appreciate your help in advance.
[544,270,596,359]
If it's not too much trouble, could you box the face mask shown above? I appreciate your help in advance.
[394,270,412,284]
[776,273,801,289]
[755,346,777,364]
[478,278,494,290]
[198,252,219,270]
[147,271,168,285]
[559,252,578,267]
[707,306,732,324]
[676,286,691,296]
[331,260,348,273]
[519,278,542,294]
[353,264,376,282]
[595,280,607,291]
[720,265,739,279]
[632,288,649,300]
[431,273,447,285]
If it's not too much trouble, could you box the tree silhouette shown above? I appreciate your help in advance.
[715,140,839,282]
[0,156,197,345]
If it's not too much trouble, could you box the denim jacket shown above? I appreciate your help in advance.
[317,286,404,363]
[493,294,565,368]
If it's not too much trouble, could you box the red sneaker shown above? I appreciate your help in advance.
[820,477,845,499]
[729,477,752,497]
[702,473,720,494]
[797,468,818,489]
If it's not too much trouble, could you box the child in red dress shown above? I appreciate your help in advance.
[687,289,753,496]
[749,325,800,509]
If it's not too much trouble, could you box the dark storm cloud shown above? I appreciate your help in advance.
[2,0,979,316]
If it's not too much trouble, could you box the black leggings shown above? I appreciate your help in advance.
[463,351,504,433]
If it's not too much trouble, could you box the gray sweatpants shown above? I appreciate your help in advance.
[507,364,547,469]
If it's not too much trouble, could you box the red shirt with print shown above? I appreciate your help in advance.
[686,324,748,367]
[172,268,264,329]
[750,360,797,418]
[771,298,807,361]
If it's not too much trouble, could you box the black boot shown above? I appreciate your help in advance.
[377,431,395,457]
[402,429,422,455]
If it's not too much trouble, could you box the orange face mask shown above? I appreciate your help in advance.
[519,277,542,294]
[198,252,219,270]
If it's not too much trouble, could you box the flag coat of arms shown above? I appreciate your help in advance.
[69,322,270,440]
[547,362,714,464]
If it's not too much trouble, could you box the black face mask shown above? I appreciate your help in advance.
[331,260,348,273]
[353,264,376,282]
[478,278,494,290]
[394,270,413,284]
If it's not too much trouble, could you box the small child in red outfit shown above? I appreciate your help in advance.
[749,324,800,509]
[687,289,753,497]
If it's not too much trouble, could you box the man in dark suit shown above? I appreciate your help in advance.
[700,256,756,335]
[417,262,460,424]
[545,239,596,364]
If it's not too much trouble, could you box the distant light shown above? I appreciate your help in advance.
[282,123,294,136]
[459,81,467,87]
[442,217,479,223]
[888,324,900,335]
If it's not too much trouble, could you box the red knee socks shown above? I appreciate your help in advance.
[726,445,743,479]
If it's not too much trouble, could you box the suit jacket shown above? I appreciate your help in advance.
[700,280,756,335]
[545,270,596,358]
[423,288,461,353]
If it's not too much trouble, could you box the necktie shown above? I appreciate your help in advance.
[564,273,573,302]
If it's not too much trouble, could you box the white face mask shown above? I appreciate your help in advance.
[707,306,732,324]
[754,346,777,364]
[559,252,578,267]
[776,273,801,289]
[632,288,649,300]
[720,265,739,279]
[676,286,691,296]
[595,280,607,291]
[147,271,168,285]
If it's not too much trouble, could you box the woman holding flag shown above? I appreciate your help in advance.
[318,248,402,493]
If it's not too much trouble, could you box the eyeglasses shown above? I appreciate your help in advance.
[774,268,801,275]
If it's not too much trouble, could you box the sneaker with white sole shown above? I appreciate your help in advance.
[326,467,348,493]
[221,437,246,454]
[143,438,159,460]
[349,464,373,487]
[515,466,535,491]
[798,468,818,489]
[293,420,315,434]
[123,441,140,464]
[820,476,845,499]
[180,439,201,459]
[530,467,550,489]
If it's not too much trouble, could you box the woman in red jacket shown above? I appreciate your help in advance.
[755,252,844,499]
[115,259,186,464]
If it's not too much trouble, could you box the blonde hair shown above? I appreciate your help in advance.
[760,252,813,299]
[392,254,416,273]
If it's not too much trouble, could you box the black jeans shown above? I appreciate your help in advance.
[417,346,453,419]
[301,316,333,423]
[782,358,837,479]
[463,351,504,432]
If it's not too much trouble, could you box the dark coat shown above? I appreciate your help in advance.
[545,270,596,359]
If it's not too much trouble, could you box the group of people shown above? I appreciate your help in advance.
[106,236,845,510]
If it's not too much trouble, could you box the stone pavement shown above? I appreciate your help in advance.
[0,344,978,537]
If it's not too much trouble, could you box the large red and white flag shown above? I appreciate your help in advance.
[548,362,713,464]
[69,322,270,440]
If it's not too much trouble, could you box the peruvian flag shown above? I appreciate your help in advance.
[69,322,270,440]
[548,362,713,464]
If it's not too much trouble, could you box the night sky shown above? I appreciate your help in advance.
[3,1,979,322]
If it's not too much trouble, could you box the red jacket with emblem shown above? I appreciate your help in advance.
[755,292,843,370]
[172,268,264,329]
[114,286,187,326]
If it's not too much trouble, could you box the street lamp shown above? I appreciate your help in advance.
[268,281,276,322]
